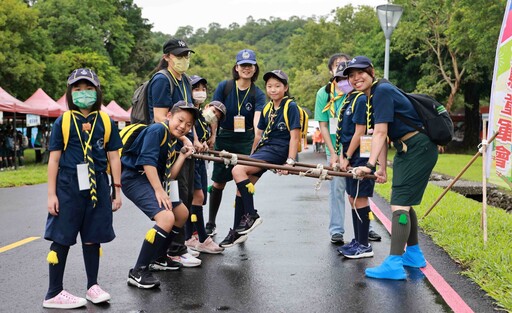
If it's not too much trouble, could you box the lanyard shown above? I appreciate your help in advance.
[168,70,188,102]
[71,111,99,161]
[197,114,209,141]
[235,81,251,115]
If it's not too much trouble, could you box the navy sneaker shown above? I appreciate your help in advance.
[219,228,248,248]
[337,239,357,255]
[127,267,160,289]
[342,242,374,259]
[235,213,262,235]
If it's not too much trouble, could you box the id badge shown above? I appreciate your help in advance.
[169,180,180,202]
[77,163,90,191]
[234,115,245,133]
[329,117,338,135]
[360,135,372,158]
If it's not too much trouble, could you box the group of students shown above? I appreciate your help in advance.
[42,37,438,309]
[0,126,28,170]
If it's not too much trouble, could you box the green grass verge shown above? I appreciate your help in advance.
[374,169,512,311]
[0,149,48,187]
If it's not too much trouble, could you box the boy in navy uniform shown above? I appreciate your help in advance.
[121,101,199,289]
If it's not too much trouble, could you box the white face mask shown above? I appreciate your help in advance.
[202,108,218,125]
[193,91,207,104]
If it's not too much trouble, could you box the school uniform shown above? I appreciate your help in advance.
[371,80,438,205]
[338,92,375,198]
[121,122,181,219]
[44,110,122,246]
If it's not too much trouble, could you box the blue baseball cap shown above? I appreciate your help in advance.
[173,100,200,120]
[263,70,288,83]
[236,49,257,65]
[189,75,207,87]
[67,68,100,87]
[342,56,374,76]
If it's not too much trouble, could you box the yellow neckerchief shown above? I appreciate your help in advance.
[235,80,251,115]
[366,79,380,132]
[196,109,209,141]
[70,110,99,162]
[258,97,288,148]
[168,69,188,102]
[322,80,343,116]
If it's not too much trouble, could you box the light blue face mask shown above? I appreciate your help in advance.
[72,90,97,109]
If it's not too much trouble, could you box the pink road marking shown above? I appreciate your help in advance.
[370,200,474,313]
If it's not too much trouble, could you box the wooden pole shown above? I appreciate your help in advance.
[421,131,499,219]
[481,119,488,244]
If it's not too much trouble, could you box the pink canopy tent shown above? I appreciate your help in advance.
[0,86,33,113]
[106,100,130,121]
[56,94,69,112]
[23,88,64,117]
[57,94,124,122]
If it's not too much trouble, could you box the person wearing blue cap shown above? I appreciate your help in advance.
[219,70,301,247]
[43,68,123,308]
[343,56,438,280]
[206,49,266,240]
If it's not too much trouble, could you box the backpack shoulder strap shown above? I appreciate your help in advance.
[282,98,294,131]
[62,111,72,150]
[223,79,235,99]
[157,69,175,96]
[159,122,168,146]
[98,111,111,148]
[262,100,273,117]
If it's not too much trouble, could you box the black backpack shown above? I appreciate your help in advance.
[131,70,185,124]
[377,79,454,146]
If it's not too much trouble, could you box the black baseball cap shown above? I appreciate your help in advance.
[163,38,195,55]
[342,56,374,76]
[172,100,199,120]
[189,75,207,87]
[263,70,289,83]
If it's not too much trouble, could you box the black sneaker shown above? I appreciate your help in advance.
[330,233,344,245]
[205,222,217,236]
[368,230,382,241]
[235,213,262,235]
[148,256,182,271]
[127,267,160,289]
[219,228,248,248]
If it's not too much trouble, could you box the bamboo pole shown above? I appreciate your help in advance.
[421,131,499,219]
[481,120,488,244]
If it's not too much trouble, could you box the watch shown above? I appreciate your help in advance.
[365,162,376,171]
[286,158,296,166]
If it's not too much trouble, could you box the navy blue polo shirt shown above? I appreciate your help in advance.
[212,80,266,131]
[371,81,422,141]
[49,111,122,172]
[258,99,301,147]
[195,109,211,142]
[121,123,177,178]
[339,92,370,145]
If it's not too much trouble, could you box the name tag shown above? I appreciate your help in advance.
[234,115,245,132]
[77,163,90,191]
[329,117,338,135]
[360,135,372,158]
[169,180,180,202]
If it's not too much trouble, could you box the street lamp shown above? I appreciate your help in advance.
[376,4,403,79]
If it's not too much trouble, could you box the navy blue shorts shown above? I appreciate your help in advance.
[44,168,115,246]
[345,152,375,198]
[249,144,288,177]
[122,169,182,220]
[193,159,208,205]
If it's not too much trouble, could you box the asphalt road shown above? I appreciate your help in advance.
[0,148,499,313]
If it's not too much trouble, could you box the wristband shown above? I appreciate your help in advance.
[113,183,122,188]
[365,162,376,171]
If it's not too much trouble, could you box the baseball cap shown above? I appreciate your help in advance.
[208,100,227,121]
[263,70,289,83]
[163,38,195,55]
[173,100,199,120]
[189,75,207,87]
[236,49,257,65]
[334,61,350,78]
[67,68,100,87]
[342,56,374,76]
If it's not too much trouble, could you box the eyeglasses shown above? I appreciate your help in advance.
[175,52,191,60]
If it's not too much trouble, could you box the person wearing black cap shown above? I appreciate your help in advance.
[206,49,266,238]
[121,101,199,289]
[344,56,438,280]
[43,68,123,308]
[219,70,301,248]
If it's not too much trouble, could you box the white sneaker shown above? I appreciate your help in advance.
[43,290,87,309]
[195,237,224,254]
[169,253,201,268]
[86,284,111,304]
[188,247,200,257]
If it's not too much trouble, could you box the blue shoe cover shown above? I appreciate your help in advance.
[402,244,427,268]
[365,255,406,280]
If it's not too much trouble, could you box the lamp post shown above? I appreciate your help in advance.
[376,4,403,79]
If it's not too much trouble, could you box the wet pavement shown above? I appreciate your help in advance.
[0,148,499,312]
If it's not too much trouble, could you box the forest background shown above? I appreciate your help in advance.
[0,0,506,150]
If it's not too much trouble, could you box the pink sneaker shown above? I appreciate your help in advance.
[86,284,111,304]
[43,290,87,309]
[195,237,224,254]
[185,237,199,250]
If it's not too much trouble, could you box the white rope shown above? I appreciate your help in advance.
[347,168,362,222]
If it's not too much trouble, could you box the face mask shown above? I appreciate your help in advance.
[193,91,207,104]
[337,79,353,94]
[173,57,190,74]
[72,90,97,109]
[202,108,218,125]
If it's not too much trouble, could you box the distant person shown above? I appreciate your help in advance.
[312,126,323,152]
[206,49,266,238]
[344,56,438,279]
[121,101,198,288]
[43,68,122,309]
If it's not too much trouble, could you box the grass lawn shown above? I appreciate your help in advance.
[0,149,48,187]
